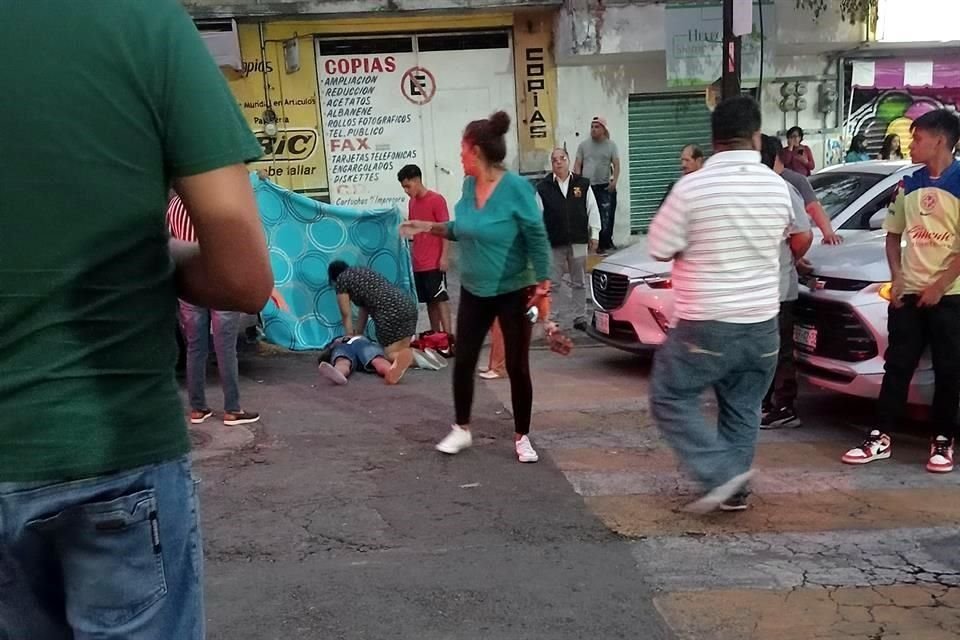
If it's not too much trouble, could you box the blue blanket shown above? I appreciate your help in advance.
[253,175,415,350]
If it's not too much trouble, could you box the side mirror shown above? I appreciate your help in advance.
[869,210,886,230]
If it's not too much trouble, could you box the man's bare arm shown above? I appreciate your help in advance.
[173,165,272,313]
[806,202,842,244]
[789,231,813,260]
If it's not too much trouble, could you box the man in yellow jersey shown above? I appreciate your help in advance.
[842,110,960,474]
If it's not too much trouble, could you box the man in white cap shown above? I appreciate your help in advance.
[574,116,621,253]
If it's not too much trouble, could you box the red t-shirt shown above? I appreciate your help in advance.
[408,190,450,272]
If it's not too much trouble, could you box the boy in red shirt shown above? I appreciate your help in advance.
[398,164,453,338]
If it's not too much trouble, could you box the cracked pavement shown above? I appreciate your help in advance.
[190,337,960,638]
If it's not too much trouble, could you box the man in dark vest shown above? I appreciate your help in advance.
[536,147,601,331]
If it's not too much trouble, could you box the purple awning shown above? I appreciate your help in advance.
[852,57,960,89]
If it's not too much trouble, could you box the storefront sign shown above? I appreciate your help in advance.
[514,12,558,173]
[226,25,329,199]
[665,1,775,88]
[318,52,421,209]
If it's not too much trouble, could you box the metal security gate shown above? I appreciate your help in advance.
[628,93,712,233]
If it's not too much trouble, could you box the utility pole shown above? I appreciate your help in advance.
[721,0,742,100]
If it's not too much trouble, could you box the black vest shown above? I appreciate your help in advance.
[537,174,592,247]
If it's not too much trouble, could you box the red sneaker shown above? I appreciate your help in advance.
[841,430,892,465]
[927,436,954,474]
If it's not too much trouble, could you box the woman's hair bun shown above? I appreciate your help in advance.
[488,110,511,136]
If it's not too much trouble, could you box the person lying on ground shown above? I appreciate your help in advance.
[317,335,411,386]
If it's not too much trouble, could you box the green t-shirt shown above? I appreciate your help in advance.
[0,0,263,481]
[448,172,552,297]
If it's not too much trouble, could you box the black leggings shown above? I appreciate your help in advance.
[454,286,533,435]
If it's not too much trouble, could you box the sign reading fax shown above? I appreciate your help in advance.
[665,1,775,88]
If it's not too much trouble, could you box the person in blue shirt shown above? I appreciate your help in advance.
[401,111,552,463]
[846,133,871,163]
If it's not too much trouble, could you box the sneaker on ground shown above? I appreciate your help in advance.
[515,435,539,463]
[841,430,891,465]
[318,361,349,385]
[412,349,442,371]
[190,409,213,424]
[479,369,505,380]
[436,425,473,455]
[385,349,414,385]
[760,406,802,429]
[683,470,755,514]
[224,410,260,426]
[423,348,448,369]
[719,494,749,512]
[927,436,955,474]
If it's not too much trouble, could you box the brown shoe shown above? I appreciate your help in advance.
[190,409,213,424]
[223,410,260,426]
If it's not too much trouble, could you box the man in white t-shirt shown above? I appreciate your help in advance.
[647,96,795,514]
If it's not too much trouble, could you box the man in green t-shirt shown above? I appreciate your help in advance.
[0,1,273,637]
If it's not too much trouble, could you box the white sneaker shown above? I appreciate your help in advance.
[515,435,539,463]
[412,349,441,371]
[423,348,448,369]
[436,425,473,455]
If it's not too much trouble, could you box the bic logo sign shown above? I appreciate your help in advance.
[255,129,318,161]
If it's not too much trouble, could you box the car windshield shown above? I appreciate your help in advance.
[809,172,886,219]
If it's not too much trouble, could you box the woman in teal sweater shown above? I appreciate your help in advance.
[401,111,552,463]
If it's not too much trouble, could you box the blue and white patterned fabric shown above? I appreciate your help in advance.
[252,174,415,350]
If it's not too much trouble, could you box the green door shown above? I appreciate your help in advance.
[628,93,712,233]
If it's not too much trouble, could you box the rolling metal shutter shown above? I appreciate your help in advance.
[628,93,712,233]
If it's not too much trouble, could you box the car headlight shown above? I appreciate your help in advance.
[878,282,892,301]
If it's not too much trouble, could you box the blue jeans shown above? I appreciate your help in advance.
[330,336,386,373]
[0,456,204,639]
[179,301,242,412]
[651,318,779,492]
[592,185,617,251]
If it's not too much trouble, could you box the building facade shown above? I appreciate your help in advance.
[186,0,867,241]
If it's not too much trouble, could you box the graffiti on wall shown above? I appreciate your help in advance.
[845,90,958,159]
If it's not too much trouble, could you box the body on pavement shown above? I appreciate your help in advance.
[401,111,553,463]
[647,96,795,514]
[317,335,408,386]
[0,1,272,637]
[842,109,960,474]
[327,262,416,382]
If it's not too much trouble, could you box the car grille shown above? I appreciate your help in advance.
[800,275,874,292]
[794,294,878,362]
[592,270,630,310]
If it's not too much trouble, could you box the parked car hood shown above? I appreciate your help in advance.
[806,230,891,283]
[597,237,670,276]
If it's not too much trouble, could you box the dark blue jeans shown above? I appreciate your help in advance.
[0,456,204,639]
[592,185,617,252]
[651,318,779,492]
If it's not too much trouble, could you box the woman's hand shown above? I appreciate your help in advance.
[535,279,551,299]
[400,220,431,238]
[269,288,289,312]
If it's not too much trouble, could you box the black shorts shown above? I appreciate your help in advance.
[414,270,449,304]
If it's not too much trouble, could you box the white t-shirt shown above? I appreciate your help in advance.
[648,150,794,323]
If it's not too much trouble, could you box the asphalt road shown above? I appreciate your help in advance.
[194,346,673,640]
